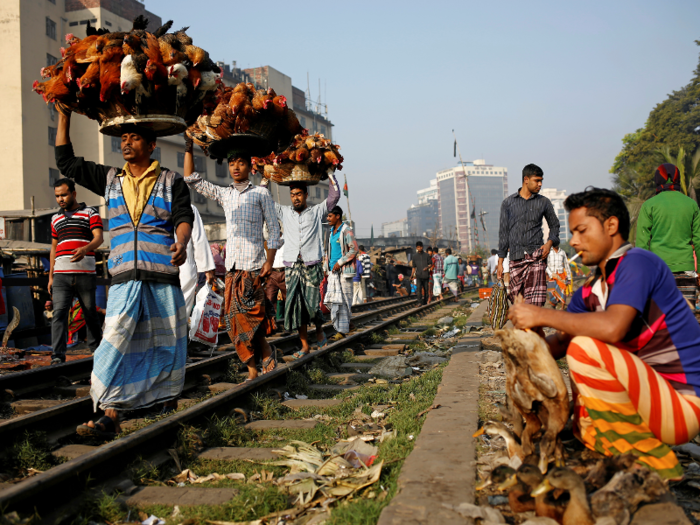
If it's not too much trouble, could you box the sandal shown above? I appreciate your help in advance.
[290,350,309,360]
[76,415,117,438]
[329,332,346,342]
[312,333,328,350]
[262,347,277,374]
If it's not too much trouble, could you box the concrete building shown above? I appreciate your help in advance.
[436,160,508,253]
[0,0,332,226]
[417,179,438,205]
[382,219,409,238]
[407,200,439,237]
[540,188,570,244]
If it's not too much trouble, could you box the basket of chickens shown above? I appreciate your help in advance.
[33,16,220,137]
[186,83,343,186]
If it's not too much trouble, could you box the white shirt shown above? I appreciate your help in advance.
[546,248,572,281]
[181,205,216,313]
[487,254,499,274]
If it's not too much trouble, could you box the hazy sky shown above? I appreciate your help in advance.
[147,0,700,237]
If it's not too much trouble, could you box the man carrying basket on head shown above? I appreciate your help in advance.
[265,174,340,359]
[184,142,281,382]
[55,112,194,437]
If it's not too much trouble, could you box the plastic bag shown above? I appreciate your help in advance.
[488,280,509,330]
[189,284,222,346]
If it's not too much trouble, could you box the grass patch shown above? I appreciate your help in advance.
[422,328,436,337]
[308,367,339,385]
[477,383,500,424]
[369,331,388,344]
[386,325,400,335]
[70,492,125,525]
[1,431,58,475]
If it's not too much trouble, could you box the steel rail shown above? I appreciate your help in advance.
[0,292,472,513]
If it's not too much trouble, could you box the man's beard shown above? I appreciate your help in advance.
[293,202,306,212]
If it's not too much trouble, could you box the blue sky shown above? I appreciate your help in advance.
[146,0,700,237]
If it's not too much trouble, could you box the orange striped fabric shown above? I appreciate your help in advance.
[567,336,700,479]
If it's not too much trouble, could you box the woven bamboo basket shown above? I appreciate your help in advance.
[99,114,187,138]
[265,164,323,186]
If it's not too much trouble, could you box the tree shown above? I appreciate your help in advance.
[656,144,700,200]
[611,41,700,182]
[612,165,655,243]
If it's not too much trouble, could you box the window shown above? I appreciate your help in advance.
[152,147,161,162]
[194,155,207,174]
[69,21,78,27]
[320,125,326,135]
[46,53,58,67]
[49,168,59,186]
[315,187,321,198]
[104,20,112,27]
[48,126,57,146]
[111,137,121,153]
[300,116,306,127]
[193,191,206,204]
[47,0,56,4]
[324,189,328,199]
[215,162,228,178]
[48,103,56,121]
[46,17,56,39]
[177,152,184,168]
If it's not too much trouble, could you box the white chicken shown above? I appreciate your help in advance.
[120,55,150,109]
[168,63,188,112]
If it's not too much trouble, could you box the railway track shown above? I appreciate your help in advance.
[0,289,478,515]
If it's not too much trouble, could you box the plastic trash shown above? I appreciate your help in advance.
[189,284,222,346]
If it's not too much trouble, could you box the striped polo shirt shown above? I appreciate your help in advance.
[51,204,103,274]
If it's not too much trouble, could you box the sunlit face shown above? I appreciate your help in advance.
[121,133,154,163]
[568,207,618,267]
[228,158,251,183]
[291,188,307,211]
[523,175,543,194]
[54,184,76,210]
[327,212,341,227]
[416,245,423,253]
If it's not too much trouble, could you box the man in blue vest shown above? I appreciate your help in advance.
[55,111,194,437]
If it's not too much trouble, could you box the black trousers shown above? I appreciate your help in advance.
[51,273,103,359]
[415,278,430,305]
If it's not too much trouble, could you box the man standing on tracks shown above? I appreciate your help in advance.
[443,248,460,302]
[497,163,560,306]
[487,249,499,284]
[546,245,572,308]
[411,241,431,305]
[431,247,444,301]
[55,112,194,437]
[185,144,281,381]
[354,245,372,304]
[636,163,700,306]
[508,188,700,480]
[48,177,104,365]
[271,175,340,359]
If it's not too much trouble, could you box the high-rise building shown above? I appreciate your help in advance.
[540,188,570,244]
[382,219,408,238]
[407,200,438,237]
[0,1,332,227]
[436,160,508,252]
[417,179,438,205]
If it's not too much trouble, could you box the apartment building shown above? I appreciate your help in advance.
[540,188,570,244]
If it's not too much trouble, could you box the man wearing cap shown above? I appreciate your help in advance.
[270,175,340,358]
[55,111,194,437]
[636,163,700,305]
[184,143,281,380]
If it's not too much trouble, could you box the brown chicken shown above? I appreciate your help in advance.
[183,45,208,66]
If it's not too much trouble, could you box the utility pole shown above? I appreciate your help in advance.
[452,130,474,253]
[343,173,352,224]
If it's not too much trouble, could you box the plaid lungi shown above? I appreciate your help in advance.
[224,269,275,364]
[90,281,188,412]
[284,260,325,331]
[508,249,547,306]
[568,336,700,479]
[324,274,353,334]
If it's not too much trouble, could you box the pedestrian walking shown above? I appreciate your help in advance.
[264,223,287,330]
[385,258,398,297]
[356,245,372,304]
[56,112,194,436]
[185,143,280,381]
[180,205,216,315]
[431,248,444,301]
[457,257,465,290]
[272,177,340,358]
[546,245,572,309]
[497,163,560,306]
[636,163,700,306]
[48,178,104,365]
[468,259,479,287]
[352,255,364,305]
[509,188,700,480]
[411,241,431,305]
[325,206,359,340]
[487,249,498,284]
[443,248,460,302]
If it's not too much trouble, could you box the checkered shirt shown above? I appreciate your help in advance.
[185,173,282,271]
[432,254,444,274]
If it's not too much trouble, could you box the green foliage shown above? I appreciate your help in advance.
[127,456,161,485]
[3,431,56,474]
[250,392,287,420]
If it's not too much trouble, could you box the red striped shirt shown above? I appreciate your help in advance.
[51,204,103,274]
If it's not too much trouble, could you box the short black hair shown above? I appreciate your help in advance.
[415,241,423,248]
[564,187,630,241]
[289,181,308,194]
[458,257,463,261]
[120,124,156,144]
[358,245,365,251]
[329,205,343,217]
[427,246,433,252]
[522,163,543,182]
[54,178,75,192]
[445,248,452,255]
[491,249,497,255]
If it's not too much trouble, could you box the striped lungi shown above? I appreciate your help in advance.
[568,336,700,479]
[433,274,443,295]
[284,260,325,332]
[224,269,275,364]
[508,250,547,306]
[325,273,353,334]
[90,281,188,412]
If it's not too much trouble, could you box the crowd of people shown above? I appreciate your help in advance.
[46,115,700,477]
